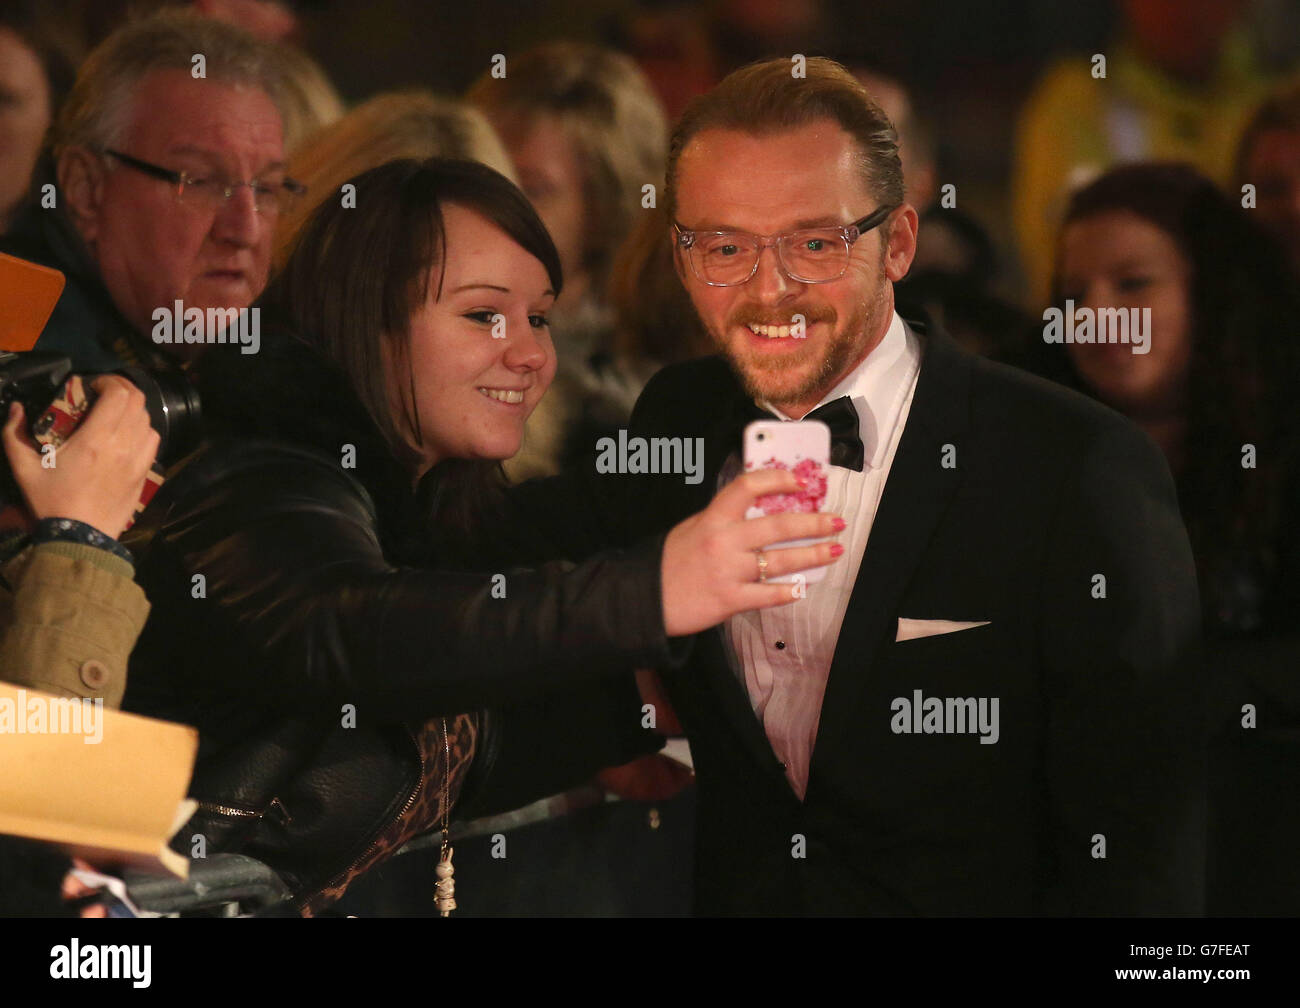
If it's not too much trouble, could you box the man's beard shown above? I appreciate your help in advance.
[709,262,890,410]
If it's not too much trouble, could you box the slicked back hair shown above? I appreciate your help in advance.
[664,56,904,225]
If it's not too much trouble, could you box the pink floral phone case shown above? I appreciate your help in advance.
[743,419,831,584]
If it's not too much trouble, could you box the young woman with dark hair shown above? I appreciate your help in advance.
[120,158,843,915]
[1021,160,1300,914]
[1038,161,1300,639]
[0,4,76,233]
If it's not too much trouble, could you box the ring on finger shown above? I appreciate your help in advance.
[755,549,768,583]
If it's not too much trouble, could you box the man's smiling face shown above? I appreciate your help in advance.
[672,118,916,417]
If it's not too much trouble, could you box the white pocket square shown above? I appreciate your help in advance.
[895,618,991,642]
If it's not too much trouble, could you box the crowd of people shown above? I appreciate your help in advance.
[1,0,1298,917]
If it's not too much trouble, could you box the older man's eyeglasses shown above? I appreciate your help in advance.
[102,149,306,217]
[673,204,899,286]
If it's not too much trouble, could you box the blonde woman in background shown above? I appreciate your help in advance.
[468,43,669,481]
[274,90,516,270]
[468,43,666,332]
[273,42,345,155]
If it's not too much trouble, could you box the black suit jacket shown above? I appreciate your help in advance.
[507,325,1205,915]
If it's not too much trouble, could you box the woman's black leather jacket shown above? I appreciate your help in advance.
[120,336,676,910]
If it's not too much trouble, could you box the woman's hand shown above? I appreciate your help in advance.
[660,469,844,637]
[2,376,160,540]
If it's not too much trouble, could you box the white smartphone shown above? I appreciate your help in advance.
[742,419,831,584]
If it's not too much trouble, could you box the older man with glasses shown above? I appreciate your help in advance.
[1,10,297,372]
[505,56,1206,916]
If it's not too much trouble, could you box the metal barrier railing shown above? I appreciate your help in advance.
[121,789,613,915]
[124,853,293,916]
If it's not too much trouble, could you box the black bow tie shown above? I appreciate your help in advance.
[742,395,865,471]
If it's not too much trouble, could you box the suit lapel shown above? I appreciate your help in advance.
[808,329,974,792]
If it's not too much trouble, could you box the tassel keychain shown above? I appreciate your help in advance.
[435,843,456,916]
[435,718,457,917]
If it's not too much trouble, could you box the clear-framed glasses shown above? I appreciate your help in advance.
[673,204,899,286]
[102,148,306,217]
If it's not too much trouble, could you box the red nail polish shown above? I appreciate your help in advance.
[831,517,846,532]
[830,543,844,558]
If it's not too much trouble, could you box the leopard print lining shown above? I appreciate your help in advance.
[301,711,478,916]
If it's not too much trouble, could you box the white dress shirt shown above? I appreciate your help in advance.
[721,312,922,799]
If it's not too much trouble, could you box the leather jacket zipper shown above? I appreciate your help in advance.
[198,800,258,818]
[197,797,292,825]
[296,724,425,912]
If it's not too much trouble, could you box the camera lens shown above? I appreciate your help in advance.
[119,366,202,466]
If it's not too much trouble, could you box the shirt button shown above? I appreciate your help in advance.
[79,659,111,691]
[774,640,786,650]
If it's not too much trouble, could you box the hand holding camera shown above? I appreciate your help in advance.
[3,375,160,540]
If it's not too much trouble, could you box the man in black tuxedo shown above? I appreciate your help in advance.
[506,56,1204,915]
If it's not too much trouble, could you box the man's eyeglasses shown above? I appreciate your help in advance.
[102,149,306,217]
[673,204,899,286]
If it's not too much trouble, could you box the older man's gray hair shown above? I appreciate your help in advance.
[53,9,288,160]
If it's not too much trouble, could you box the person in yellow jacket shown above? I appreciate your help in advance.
[1,375,158,706]
[1013,0,1273,305]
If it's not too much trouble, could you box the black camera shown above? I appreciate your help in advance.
[0,350,202,469]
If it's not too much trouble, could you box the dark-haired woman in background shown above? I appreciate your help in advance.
[0,4,75,233]
[120,158,843,915]
[1018,161,1300,914]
